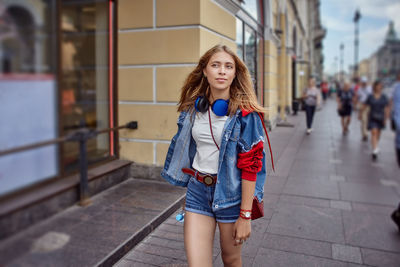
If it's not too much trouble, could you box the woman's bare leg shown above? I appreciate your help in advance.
[218,222,243,267]
[371,128,378,151]
[184,211,216,267]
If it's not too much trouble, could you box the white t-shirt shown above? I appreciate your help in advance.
[303,87,319,106]
[192,109,228,174]
[357,85,372,103]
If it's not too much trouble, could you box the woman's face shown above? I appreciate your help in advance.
[375,83,383,93]
[309,78,315,87]
[203,51,236,94]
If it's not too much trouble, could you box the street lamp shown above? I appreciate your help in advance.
[353,9,361,78]
[334,56,338,80]
[340,43,344,83]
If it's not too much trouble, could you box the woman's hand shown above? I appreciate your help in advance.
[232,217,251,246]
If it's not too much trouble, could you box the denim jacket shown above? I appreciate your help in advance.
[161,109,267,211]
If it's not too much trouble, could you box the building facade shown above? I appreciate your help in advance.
[363,21,400,83]
[0,0,324,237]
[376,22,400,81]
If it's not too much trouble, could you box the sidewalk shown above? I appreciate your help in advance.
[0,179,185,266]
[115,99,400,267]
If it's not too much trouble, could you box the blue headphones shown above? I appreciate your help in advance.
[195,96,229,116]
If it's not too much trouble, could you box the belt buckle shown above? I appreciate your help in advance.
[203,175,214,186]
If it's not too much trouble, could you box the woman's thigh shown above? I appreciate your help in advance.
[184,211,216,267]
[218,222,242,265]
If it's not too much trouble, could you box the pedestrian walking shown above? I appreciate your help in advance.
[337,82,355,135]
[302,77,321,134]
[390,72,400,231]
[161,45,272,267]
[321,80,329,101]
[356,76,372,141]
[359,80,390,160]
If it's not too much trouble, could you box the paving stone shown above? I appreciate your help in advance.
[289,159,336,178]
[342,210,400,252]
[279,194,330,208]
[143,237,186,251]
[380,179,399,187]
[264,193,280,207]
[330,200,352,211]
[135,243,186,261]
[265,176,287,194]
[262,233,332,258]
[351,202,396,214]
[361,248,400,267]
[151,229,184,242]
[339,182,399,206]
[114,259,153,267]
[337,165,389,181]
[283,178,340,200]
[157,223,184,234]
[329,159,343,164]
[253,247,347,267]
[331,243,362,264]
[268,203,345,243]
[213,253,253,267]
[124,250,186,266]
[329,175,346,182]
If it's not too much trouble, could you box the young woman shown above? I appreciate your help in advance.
[360,80,390,160]
[302,77,321,134]
[337,82,355,135]
[161,45,270,267]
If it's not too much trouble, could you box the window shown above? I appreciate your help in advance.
[236,18,244,60]
[239,0,260,21]
[60,0,115,174]
[245,25,257,89]
[0,0,116,196]
[0,0,58,196]
[235,1,264,100]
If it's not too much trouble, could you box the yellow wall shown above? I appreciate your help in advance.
[117,0,307,165]
[118,0,235,166]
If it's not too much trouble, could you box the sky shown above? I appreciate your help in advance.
[320,0,400,75]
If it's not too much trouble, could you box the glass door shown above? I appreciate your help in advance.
[60,0,114,174]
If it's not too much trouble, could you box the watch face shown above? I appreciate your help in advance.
[245,212,251,218]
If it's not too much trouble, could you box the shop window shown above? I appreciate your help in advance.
[60,0,114,174]
[0,0,58,196]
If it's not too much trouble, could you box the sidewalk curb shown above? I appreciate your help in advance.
[95,194,186,267]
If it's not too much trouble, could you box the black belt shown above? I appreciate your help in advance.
[182,168,217,186]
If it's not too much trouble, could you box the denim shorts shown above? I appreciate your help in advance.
[185,176,240,223]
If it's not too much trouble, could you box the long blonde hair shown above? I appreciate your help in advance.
[177,45,264,115]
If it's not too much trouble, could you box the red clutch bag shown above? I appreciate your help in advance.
[251,196,264,220]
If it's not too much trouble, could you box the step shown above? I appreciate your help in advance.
[0,178,186,267]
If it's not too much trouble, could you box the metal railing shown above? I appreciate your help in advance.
[0,121,138,206]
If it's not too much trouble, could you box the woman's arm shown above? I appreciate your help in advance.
[234,113,265,245]
[232,180,255,246]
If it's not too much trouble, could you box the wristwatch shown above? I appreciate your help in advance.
[240,209,252,219]
[242,211,251,219]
